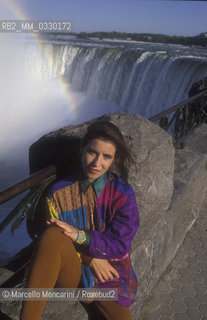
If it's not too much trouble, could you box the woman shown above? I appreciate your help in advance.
[20,120,139,320]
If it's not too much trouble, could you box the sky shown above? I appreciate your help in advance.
[0,0,206,37]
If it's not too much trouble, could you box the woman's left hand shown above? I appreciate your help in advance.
[47,219,78,241]
[90,258,119,283]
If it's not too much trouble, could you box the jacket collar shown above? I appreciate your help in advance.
[79,172,108,197]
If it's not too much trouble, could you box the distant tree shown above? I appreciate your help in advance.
[75,31,207,47]
[77,32,89,39]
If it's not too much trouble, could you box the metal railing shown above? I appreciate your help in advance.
[149,89,207,143]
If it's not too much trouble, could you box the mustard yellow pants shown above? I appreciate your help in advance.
[20,226,132,320]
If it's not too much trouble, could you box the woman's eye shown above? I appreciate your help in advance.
[87,149,95,155]
[104,155,113,159]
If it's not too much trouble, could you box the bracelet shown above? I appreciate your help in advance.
[75,229,87,245]
[74,227,79,241]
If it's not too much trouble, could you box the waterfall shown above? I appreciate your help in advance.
[27,40,207,118]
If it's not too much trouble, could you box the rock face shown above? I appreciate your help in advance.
[1,114,207,320]
[188,76,207,97]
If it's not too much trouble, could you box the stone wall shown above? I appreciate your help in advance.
[1,114,207,320]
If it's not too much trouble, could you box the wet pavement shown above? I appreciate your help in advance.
[138,199,207,320]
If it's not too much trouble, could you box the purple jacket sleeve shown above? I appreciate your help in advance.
[82,191,139,259]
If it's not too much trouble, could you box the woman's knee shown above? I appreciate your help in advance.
[41,226,82,277]
[37,226,73,250]
[40,225,65,242]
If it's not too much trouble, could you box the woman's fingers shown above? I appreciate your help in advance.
[50,219,66,227]
[46,219,78,241]
[110,266,119,279]
[103,262,119,279]
[104,270,114,281]
[91,259,120,282]
[46,219,59,226]
[98,273,105,283]
[47,219,70,231]
[99,268,118,282]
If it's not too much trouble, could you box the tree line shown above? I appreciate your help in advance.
[75,31,207,47]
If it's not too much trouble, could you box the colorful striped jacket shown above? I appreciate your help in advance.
[46,171,139,306]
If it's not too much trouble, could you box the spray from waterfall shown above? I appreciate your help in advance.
[0,36,114,190]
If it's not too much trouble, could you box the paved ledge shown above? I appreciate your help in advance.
[137,197,207,320]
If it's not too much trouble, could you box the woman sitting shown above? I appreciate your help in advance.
[20,120,139,320]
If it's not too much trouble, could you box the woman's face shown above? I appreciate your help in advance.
[81,138,116,180]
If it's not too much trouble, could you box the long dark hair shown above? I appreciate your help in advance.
[81,120,135,182]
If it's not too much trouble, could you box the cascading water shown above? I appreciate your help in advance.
[36,39,207,118]
[1,34,207,261]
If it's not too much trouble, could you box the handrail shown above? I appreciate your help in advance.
[149,89,207,122]
[0,88,207,206]
[0,165,56,205]
[149,89,207,142]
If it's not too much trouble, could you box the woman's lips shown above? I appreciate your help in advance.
[88,168,100,173]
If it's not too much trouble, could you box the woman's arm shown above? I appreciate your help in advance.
[84,192,139,259]
[47,219,120,283]
[48,189,139,260]
[46,178,139,259]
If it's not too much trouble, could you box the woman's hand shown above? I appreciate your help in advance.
[47,219,78,241]
[90,258,119,283]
